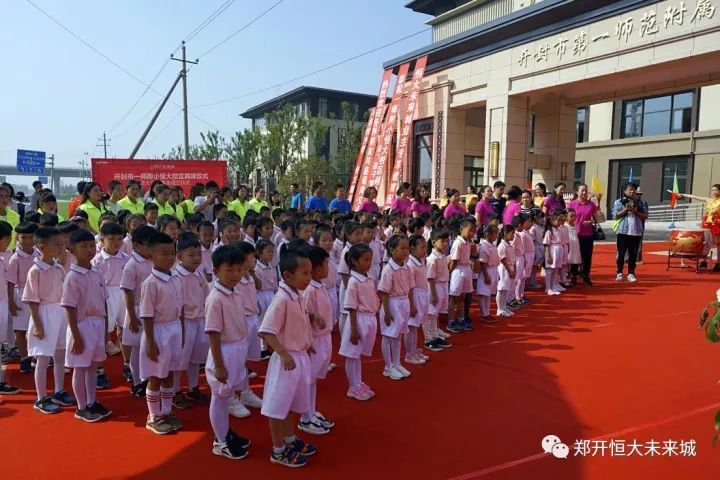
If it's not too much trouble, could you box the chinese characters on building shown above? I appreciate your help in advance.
[517,0,715,68]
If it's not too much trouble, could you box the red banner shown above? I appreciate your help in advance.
[352,69,393,210]
[91,158,228,195]
[386,56,428,207]
[347,106,375,207]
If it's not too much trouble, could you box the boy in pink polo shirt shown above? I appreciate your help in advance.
[63,229,111,423]
[91,222,128,390]
[0,221,20,397]
[119,225,155,396]
[23,227,74,414]
[8,222,40,374]
[139,231,185,435]
[172,232,210,408]
[259,249,317,468]
[205,245,252,460]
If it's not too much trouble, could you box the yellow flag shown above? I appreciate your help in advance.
[591,174,603,196]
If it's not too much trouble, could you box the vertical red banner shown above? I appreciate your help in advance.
[386,56,428,207]
[347,106,375,206]
[351,69,393,210]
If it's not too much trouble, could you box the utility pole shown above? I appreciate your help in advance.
[97,132,111,159]
[129,72,183,159]
[171,41,198,160]
[48,154,55,193]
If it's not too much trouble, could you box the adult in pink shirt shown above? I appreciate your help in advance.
[568,183,600,286]
[358,187,379,214]
[443,189,466,218]
[410,184,432,218]
[542,182,567,217]
[390,182,413,217]
[502,186,523,225]
[475,186,495,226]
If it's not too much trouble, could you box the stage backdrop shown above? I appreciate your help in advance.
[91,158,228,194]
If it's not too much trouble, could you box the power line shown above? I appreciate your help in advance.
[193,28,430,109]
[185,0,237,42]
[197,0,286,59]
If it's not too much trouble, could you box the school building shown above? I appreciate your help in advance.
[373,0,720,212]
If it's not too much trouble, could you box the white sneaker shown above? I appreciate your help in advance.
[240,389,263,409]
[436,329,451,339]
[498,310,513,317]
[555,285,566,292]
[228,395,251,418]
[405,355,425,365]
[313,411,335,429]
[626,274,638,283]
[418,352,430,361]
[547,290,560,296]
[298,419,330,436]
[394,364,411,377]
[616,273,624,282]
[328,362,336,371]
[383,366,404,380]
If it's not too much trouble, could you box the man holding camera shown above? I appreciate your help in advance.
[612,182,648,282]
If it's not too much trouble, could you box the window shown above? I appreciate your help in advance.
[318,97,328,118]
[621,91,694,138]
[574,162,586,191]
[414,134,433,186]
[576,107,589,143]
[463,156,484,192]
[253,117,266,130]
[295,102,307,118]
[661,159,688,202]
[528,113,536,149]
[617,161,643,196]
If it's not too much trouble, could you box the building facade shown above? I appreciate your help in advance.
[373,0,720,211]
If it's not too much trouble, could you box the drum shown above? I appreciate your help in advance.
[669,229,710,256]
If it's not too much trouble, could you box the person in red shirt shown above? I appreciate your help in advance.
[67,181,87,218]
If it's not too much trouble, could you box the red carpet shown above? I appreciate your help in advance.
[2,243,720,480]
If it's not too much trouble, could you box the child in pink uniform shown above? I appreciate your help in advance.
[337,222,363,334]
[63,229,111,422]
[0,222,20,396]
[566,209,582,286]
[476,225,500,321]
[139,232,185,435]
[299,246,335,436]
[378,235,416,381]
[23,227,73,414]
[198,221,215,282]
[172,232,210,407]
[406,235,430,365]
[120,225,155,396]
[496,224,517,318]
[255,239,278,321]
[8,222,40,373]
[447,219,476,332]
[544,211,565,296]
[313,225,338,327]
[259,249,317,468]
[509,215,528,309]
[204,245,252,460]
[121,214,146,256]
[424,229,452,351]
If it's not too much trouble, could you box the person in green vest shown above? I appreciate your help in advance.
[228,184,251,222]
[106,179,126,214]
[0,185,20,249]
[169,186,185,222]
[152,183,177,218]
[37,193,65,221]
[77,181,109,233]
[180,183,203,220]
[248,186,269,213]
[117,180,145,215]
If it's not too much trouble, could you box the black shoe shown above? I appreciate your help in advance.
[434,338,452,349]
[571,276,578,287]
[122,363,133,383]
[227,428,251,449]
[96,373,110,390]
[130,383,146,398]
[88,401,112,419]
[582,276,593,286]
[713,263,720,272]
[260,349,271,361]
[0,382,20,394]
[424,340,443,352]
[19,357,32,373]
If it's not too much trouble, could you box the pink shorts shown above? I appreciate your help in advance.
[325,286,338,326]
[476,266,499,297]
[258,291,274,321]
[409,288,428,328]
[379,297,409,338]
[122,305,143,347]
[261,351,311,420]
[28,303,67,357]
[179,318,208,369]
[449,265,473,296]
[140,320,182,380]
[524,253,534,278]
[205,339,248,398]
[498,264,516,292]
[428,281,449,316]
[245,314,261,362]
[106,286,124,332]
[65,317,106,368]
[13,288,30,331]
[339,312,377,358]
[309,333,332,380]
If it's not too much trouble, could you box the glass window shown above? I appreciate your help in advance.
[661,159,688,202]
[618,161,643,195]
[621,92,694,138]
[463,156,484,193]
[414,134,433,186]
[644,96,671,113]
[576,107,589,143]
[643,111,670,136]
[319,97,328,118]
[574,162,586,191]
[673,92,693,109]
[528,114,536,149]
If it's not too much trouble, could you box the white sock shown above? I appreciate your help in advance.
[209,394,229,441]
[301,381,317,423]
[391,337,401,368]
[85,362,98,405]
[421,319,434,341]
[381,336,393,369]
[496,290,507,313]
[188,363,200,389]
[344,357,361,387]
[34,355,50,400]
[404,327,416,356]
[479,295,490,316]
[160,386,174,415]
[52,349,65,393]
[545,269,555,293]
[130,347,141,386]
[73,367,87,409]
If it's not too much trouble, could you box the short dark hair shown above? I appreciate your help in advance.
[57,221,80,236]
[279,248,309,275]
[72,209,89,220]
[35,226,60,244]
[39,193,56,204]
[184,213,204,228]
[157,214,181,232]
[144,203,159,214]
[15,222,39,235]
[39,213,59,227]
[213,203,228,219]
[76,181,87,195]
[212,244,244,269]
[218,219,238,234]
[69,228,95,246]
[230,240,256,256]
[108,180,122,192]
[131,225,156,246]
[0,221,12,240]
[303,245,328,269]
[255,239,274,256]
[493,181,506,189]
[100,222,123,237]
[148,231,174,249]
[177,231,201,252]
[32,181,42,188]
[24,211,41,224]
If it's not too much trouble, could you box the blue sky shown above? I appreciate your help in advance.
[1,0,430,181]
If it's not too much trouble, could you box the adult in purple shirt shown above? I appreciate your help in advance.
[502,186,522,225]
[568,183,600,285]
[443,189,466,218]
[390,182,413,217]
[475,185,495,226]
[410,184,432,218]
[358,186,379,213]
[542,182,566,217]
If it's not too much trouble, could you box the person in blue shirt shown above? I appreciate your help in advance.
[328,184,351,213]
[289,183,304,211]
[305,181,328,212]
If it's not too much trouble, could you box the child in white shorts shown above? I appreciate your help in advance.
[0,221,20,396]
[424,229,451,351]
[448,220,476,332]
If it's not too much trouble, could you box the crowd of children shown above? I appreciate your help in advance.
[0,179,586,468]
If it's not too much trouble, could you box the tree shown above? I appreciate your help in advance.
[333,101,366,186]
[198,131,226,160]
[262,103,309,179]
[227,128,262,185]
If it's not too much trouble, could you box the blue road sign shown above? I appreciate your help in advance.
[38,176,48,184]
[17,149,45,174]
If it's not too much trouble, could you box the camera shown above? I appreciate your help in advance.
[620,196,635,209]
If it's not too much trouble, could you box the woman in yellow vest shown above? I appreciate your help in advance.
[77,181,109,233]
[116,180,145,215]
[248,186,269,213]
[0,185,20,249]
[228,184,251,221]
[152,184,177,217]
[180,183,203,219]
[169,186,185,222]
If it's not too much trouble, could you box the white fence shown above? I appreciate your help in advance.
[647,202,704,223]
